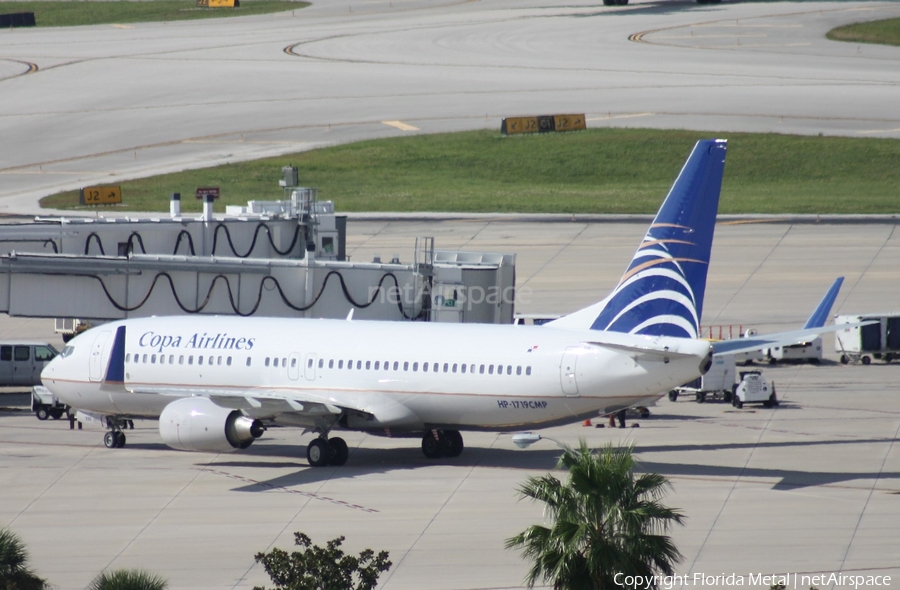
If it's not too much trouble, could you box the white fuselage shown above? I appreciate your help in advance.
[41,316,711,434]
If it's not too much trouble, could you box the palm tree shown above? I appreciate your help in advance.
[0,527,49,590]
[505,441,685,590]
[87,569,168,590]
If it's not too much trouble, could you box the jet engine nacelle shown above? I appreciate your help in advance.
[159,397,264,453]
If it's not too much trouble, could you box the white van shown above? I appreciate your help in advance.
[0,341,59,386]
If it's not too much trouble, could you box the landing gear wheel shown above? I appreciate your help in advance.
[104,431,117,449]
[115,431,126,448]
[329,437,349,466]
[668,390,678,402]
[35,407,49,421]
[307,438,331,467]
[443,430,464,458]
[422,433,443,459]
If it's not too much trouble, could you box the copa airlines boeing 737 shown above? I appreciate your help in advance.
[40,139,831,468]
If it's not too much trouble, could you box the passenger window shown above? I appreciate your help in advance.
[403,361,409,371]
[516,366,522,375]
[452,363,457,373]
[143,354,148,363]
[14,346,30,362]
[318,359,324,369]
[443,363,449,373]
[329,359,334,369]
[461,364,467,374]
[393,361,399,371]
[366,361,371,370]
[0,346,11,361]
[169,355,175,364]
[423,362,429,372]
[198,356,204,366]
[227,357,232,366]
[348,359,353,370]
[34,346,55,361]
[265,357,270,367]
[188,356,193,365]
[479,365,485,374]
[357,360,362,370]
[385,361,390,370]
[180,355,185,365]
[433,363,439,373]
[217,356,222,365]
[507,366,512,375]
[488,365,494,375]
[338,360,344,369]
[374,361,380,370]
[526,366,532,375]
[151,354,157,364]
[125,353,131,363]
[245,357,251,367]
[283,358,287,367]
[412,362,418,372]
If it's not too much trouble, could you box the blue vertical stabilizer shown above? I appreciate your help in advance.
[803,277,844,329]
[589,139,727,338]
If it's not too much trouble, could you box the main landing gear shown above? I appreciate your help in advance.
[102,418,134,449]
[306,437,349,467]
[421,429,464,459]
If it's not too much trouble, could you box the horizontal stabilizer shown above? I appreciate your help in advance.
[587,340,708,361]
[712,323,871,356]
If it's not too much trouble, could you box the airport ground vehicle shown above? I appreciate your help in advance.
[32,385,68,420]
[835,313,900,365]
[766,336,823,364]
[668,354,736,403]
[731,370,777,409]
[0,341,58,386]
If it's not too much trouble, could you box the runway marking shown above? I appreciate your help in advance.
[858,128,900,135]
[382,120,419,131]
[111,24,134,29]
[654,34,768,39]
[198,467,380,513]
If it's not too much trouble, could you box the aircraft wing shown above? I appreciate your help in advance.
[127,384,363,419]
[713,276,848,356]
[712,323,869,356]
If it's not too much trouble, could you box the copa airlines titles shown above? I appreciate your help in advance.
[139,331,256,353]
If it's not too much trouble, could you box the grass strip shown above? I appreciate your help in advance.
[40,128,900,215]
[826,17,900,47]
[0,0,307,27]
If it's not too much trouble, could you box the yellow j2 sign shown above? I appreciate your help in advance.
[80,185,122,206]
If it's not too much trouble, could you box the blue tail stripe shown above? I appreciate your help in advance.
[591,139,727,337]
[104,325,126,383]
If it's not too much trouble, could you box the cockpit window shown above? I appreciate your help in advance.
[59,346,74,359]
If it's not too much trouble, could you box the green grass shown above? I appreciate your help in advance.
[0,0,308,27]
[40,129,900,215]
[827,17,900,47]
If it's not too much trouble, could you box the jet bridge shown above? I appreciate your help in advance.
[0,182,516,326]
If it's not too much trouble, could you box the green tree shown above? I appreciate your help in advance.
[253,532,391,590]
[0,528,49,590]
[87,569,168,590]
[505,441,685,590]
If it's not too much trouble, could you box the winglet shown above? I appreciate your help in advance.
[803,276,843,329]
